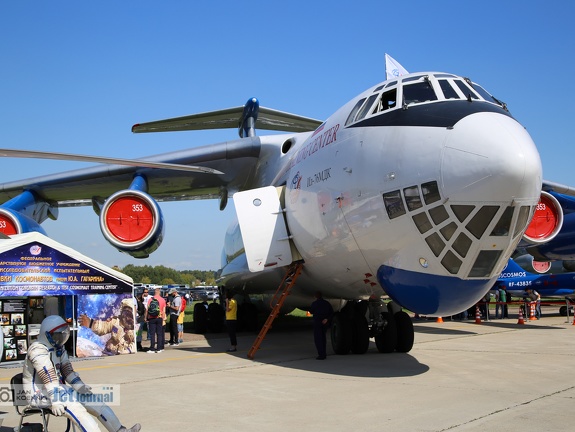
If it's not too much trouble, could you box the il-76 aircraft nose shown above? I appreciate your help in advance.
[441,112,542,203]
[379,111,542,317]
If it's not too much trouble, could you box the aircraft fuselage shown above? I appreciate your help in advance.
[222,72,542,316]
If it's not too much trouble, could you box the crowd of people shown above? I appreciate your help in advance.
[134,287,189,354]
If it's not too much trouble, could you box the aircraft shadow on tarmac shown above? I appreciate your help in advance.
[179,344,429,378]
[179,323,430,379]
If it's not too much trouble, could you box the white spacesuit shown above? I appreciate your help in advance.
[80,298,136,355]
[22,315,141,432]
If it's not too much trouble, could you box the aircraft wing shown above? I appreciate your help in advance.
[542,180,575,197]
[0,138,262,207]
[131,106,323,134]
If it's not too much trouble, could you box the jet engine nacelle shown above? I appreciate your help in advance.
[522,191,563,245]
[0,208,46,236]
[99,189,164,258]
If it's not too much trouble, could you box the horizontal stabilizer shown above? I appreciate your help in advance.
[132,106,323,134]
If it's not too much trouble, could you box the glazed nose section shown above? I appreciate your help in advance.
[381,112,543,317]
[441,112,542,203]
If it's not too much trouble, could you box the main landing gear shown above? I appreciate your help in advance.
[330,301,414,355]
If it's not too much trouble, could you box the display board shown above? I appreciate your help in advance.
[0,233,134,362]
[1,298,28,362]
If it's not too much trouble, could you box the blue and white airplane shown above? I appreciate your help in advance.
[0,66,548,354]
[517,182,575,266]
[497,258,575,315]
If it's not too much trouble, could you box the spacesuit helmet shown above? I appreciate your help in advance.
[40,315,70,348]
[120,298,135,328]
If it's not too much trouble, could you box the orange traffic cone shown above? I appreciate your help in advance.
[306,311,311,317]
[529,302,537,321]
[475,305,481,324]
[436,317,443,323]
[517,306,525,325]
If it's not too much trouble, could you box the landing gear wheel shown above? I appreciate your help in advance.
[193,302,208,334]
[351,314,370,354]
[239,302,259,332]
[208,302,225,333]
[394,310,414,353]
[331,312,352,355]
[375,312,397,353]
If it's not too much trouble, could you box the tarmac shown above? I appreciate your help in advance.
[0,308,574,432]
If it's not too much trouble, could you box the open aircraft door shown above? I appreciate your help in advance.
[234,186,300,272]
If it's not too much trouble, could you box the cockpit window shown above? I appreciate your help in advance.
[354,94,379,122]
[454,80,479,100]
[470,83,499,104]
[374,88,397,113]
[438,80,460,99]
[403,81,438,105]
[345,98,366,126]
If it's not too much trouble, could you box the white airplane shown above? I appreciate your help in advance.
[0,70,544,355]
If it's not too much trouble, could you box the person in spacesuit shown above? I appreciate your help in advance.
[79,298,136,355]
[22,315,141,432]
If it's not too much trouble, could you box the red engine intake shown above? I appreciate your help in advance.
[0,210,21,236]
[99,190,165,258]
[522,191,563,245]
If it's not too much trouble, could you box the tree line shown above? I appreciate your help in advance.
[113,264,218,286]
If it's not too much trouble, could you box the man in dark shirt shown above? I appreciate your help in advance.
[309,291,334,360]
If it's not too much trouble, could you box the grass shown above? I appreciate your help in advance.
[177,302,311,332]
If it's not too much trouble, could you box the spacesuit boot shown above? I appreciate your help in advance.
[119,424,141,432]
[86,404,136,432]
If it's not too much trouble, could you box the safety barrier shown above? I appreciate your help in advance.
[448,300,574,324]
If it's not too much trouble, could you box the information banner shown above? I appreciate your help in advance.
[0,241,132,296]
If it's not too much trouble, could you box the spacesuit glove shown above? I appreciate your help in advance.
[51,401,66,416]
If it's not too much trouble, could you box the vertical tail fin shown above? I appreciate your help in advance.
[238,98,259,138]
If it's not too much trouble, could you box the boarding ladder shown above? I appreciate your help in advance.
[247,262,304,360]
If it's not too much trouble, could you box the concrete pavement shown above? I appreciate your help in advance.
[0,311,574,431]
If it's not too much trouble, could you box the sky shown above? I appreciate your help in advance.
[0,1,574,271]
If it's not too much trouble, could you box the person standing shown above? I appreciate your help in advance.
[145,287,166,353]
[498,284,508,319]
[166,289,181,346]
[225,291,237,352]
[141,289,151,341]
[309,291,333,360]
[135,294,145,351]
[526,288,541,319]
[494,287,501,319]
[178,294,187,343]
